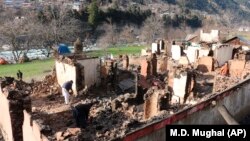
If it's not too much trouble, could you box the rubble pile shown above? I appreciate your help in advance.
[0,77,32,97]
[213,75,240,93]
[195,72,214,96]
[57,56,76,66]
[111,93,139,111]
[32,103,74,141]
[32,70,60,97]
[77,97,144,141]
[55,128,83,141]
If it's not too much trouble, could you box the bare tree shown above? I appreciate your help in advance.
[0,6,84,61]
[140,15,163,44]
[119,25,135,44]
[37,6,84,57]
[0,13,40,62]
[97,23,118,48]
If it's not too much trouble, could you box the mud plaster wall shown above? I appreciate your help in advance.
[55,61,77,95]
[0,91,13,141]
[22,110,48,141]
[171,45,181,60]
[214,46,233,66]
[144,92,159,119]
[77,58,100,88]
[151,43,158,54]
[173,72,187,104]
[185,47,198,63]
[200,30,219,43]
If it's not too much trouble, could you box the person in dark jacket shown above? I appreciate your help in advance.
[71,102,98,128]
[62,80,73,104]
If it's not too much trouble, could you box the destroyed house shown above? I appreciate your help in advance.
[185,34,199,43]
[224,36,250,60]
[55,54,101,95]
[212,44,233,66]
[200,29,220,43]
[223,36,250,47]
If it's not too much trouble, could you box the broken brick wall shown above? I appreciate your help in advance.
[141,59,149,78]
[124,78,250,141]
[197,56,214,73]
[0,88,31,141]
[22,110,49,141]
[143,87,170,120]
[157,56,168,74]
[229,60,246,78]
[143,90,159,120]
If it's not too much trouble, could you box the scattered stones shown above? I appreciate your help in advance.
[213,75,240,93]
[55,128,81,141]
[32,70,60,97]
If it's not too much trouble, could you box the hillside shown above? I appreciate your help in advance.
[184,0,250,24]
[75,0,250,46]
[111,0,250,25]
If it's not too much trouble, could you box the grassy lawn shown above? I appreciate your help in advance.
[86,44,147,57]
[0,44,147,81]
[0,59,55,81]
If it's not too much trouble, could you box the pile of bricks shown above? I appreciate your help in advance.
[77,98,143,141]
[213,75,240,93]
[32,70,60,97]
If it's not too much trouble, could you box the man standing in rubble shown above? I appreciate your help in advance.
[62,80,73,104]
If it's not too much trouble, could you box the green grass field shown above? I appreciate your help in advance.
[0,59,55,81]
[86,45,147,57]
[0,45,147,81]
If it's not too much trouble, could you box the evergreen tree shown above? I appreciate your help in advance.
[87,0,99,28]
